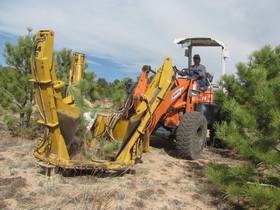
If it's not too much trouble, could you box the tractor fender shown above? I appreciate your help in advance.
[194,103,220,127]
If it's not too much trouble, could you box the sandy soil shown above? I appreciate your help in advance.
[0,129,244,210]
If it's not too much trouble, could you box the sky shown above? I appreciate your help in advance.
[0,0,279,81]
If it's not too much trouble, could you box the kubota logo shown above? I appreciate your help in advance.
[172,87,184,100]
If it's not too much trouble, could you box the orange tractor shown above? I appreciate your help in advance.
[119,37,229,159]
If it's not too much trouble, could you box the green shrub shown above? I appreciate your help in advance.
[209,45,280,209]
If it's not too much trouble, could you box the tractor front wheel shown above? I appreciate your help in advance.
[174,112,207,159]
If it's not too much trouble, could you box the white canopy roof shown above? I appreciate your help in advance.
[174,37,226,49]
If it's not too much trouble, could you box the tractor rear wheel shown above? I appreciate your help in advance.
[174,111,207,159]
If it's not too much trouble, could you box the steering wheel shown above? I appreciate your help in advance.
[173,66,201,80]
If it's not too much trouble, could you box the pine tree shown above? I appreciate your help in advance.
[110,77,133,108]
[208,45,280,209]
[0,29,34,135]
[55,48,73,94]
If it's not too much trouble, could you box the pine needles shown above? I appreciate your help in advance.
[208,45,280,209]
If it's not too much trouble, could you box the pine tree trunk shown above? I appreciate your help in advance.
[20,112,25,128]
[23,86,33,128]
[25,111,32,128]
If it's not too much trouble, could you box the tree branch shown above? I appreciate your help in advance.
[274,148,280,153]
[246,181,279,189]
[0,87,23,109]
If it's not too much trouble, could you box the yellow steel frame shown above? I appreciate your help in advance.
[31,30,173,171]
[69,52,85,86]
[67,51,93,108]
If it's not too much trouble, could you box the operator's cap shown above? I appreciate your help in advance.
[193,54,201,60]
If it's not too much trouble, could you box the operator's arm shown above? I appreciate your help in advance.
[177,68,191,76]
[173,66,190,76]
[174,66,206,79]
[198,65,206,78]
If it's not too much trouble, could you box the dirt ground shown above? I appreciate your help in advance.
[0,129,244,210]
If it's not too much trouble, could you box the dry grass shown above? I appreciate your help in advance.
[131,199,146,208]
[72,188,115,210]
[0,129,246,210]
[0,177,27,200]
[136,189,155,200]
[74,138,122,161]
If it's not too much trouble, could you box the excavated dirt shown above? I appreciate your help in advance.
[0,129,245,210]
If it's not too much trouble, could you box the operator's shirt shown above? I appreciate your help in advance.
[192,64,206,78]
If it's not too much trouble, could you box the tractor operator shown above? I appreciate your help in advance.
[177,54,210,90]
[191,54,206,79]
[191,54,209,90]
[177,54,207,79]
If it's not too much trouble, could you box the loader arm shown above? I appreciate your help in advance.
[31,30,174,171]
[114,59,173,163]
[132,65,150,108]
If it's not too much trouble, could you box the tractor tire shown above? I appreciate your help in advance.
[174,111,207,159]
